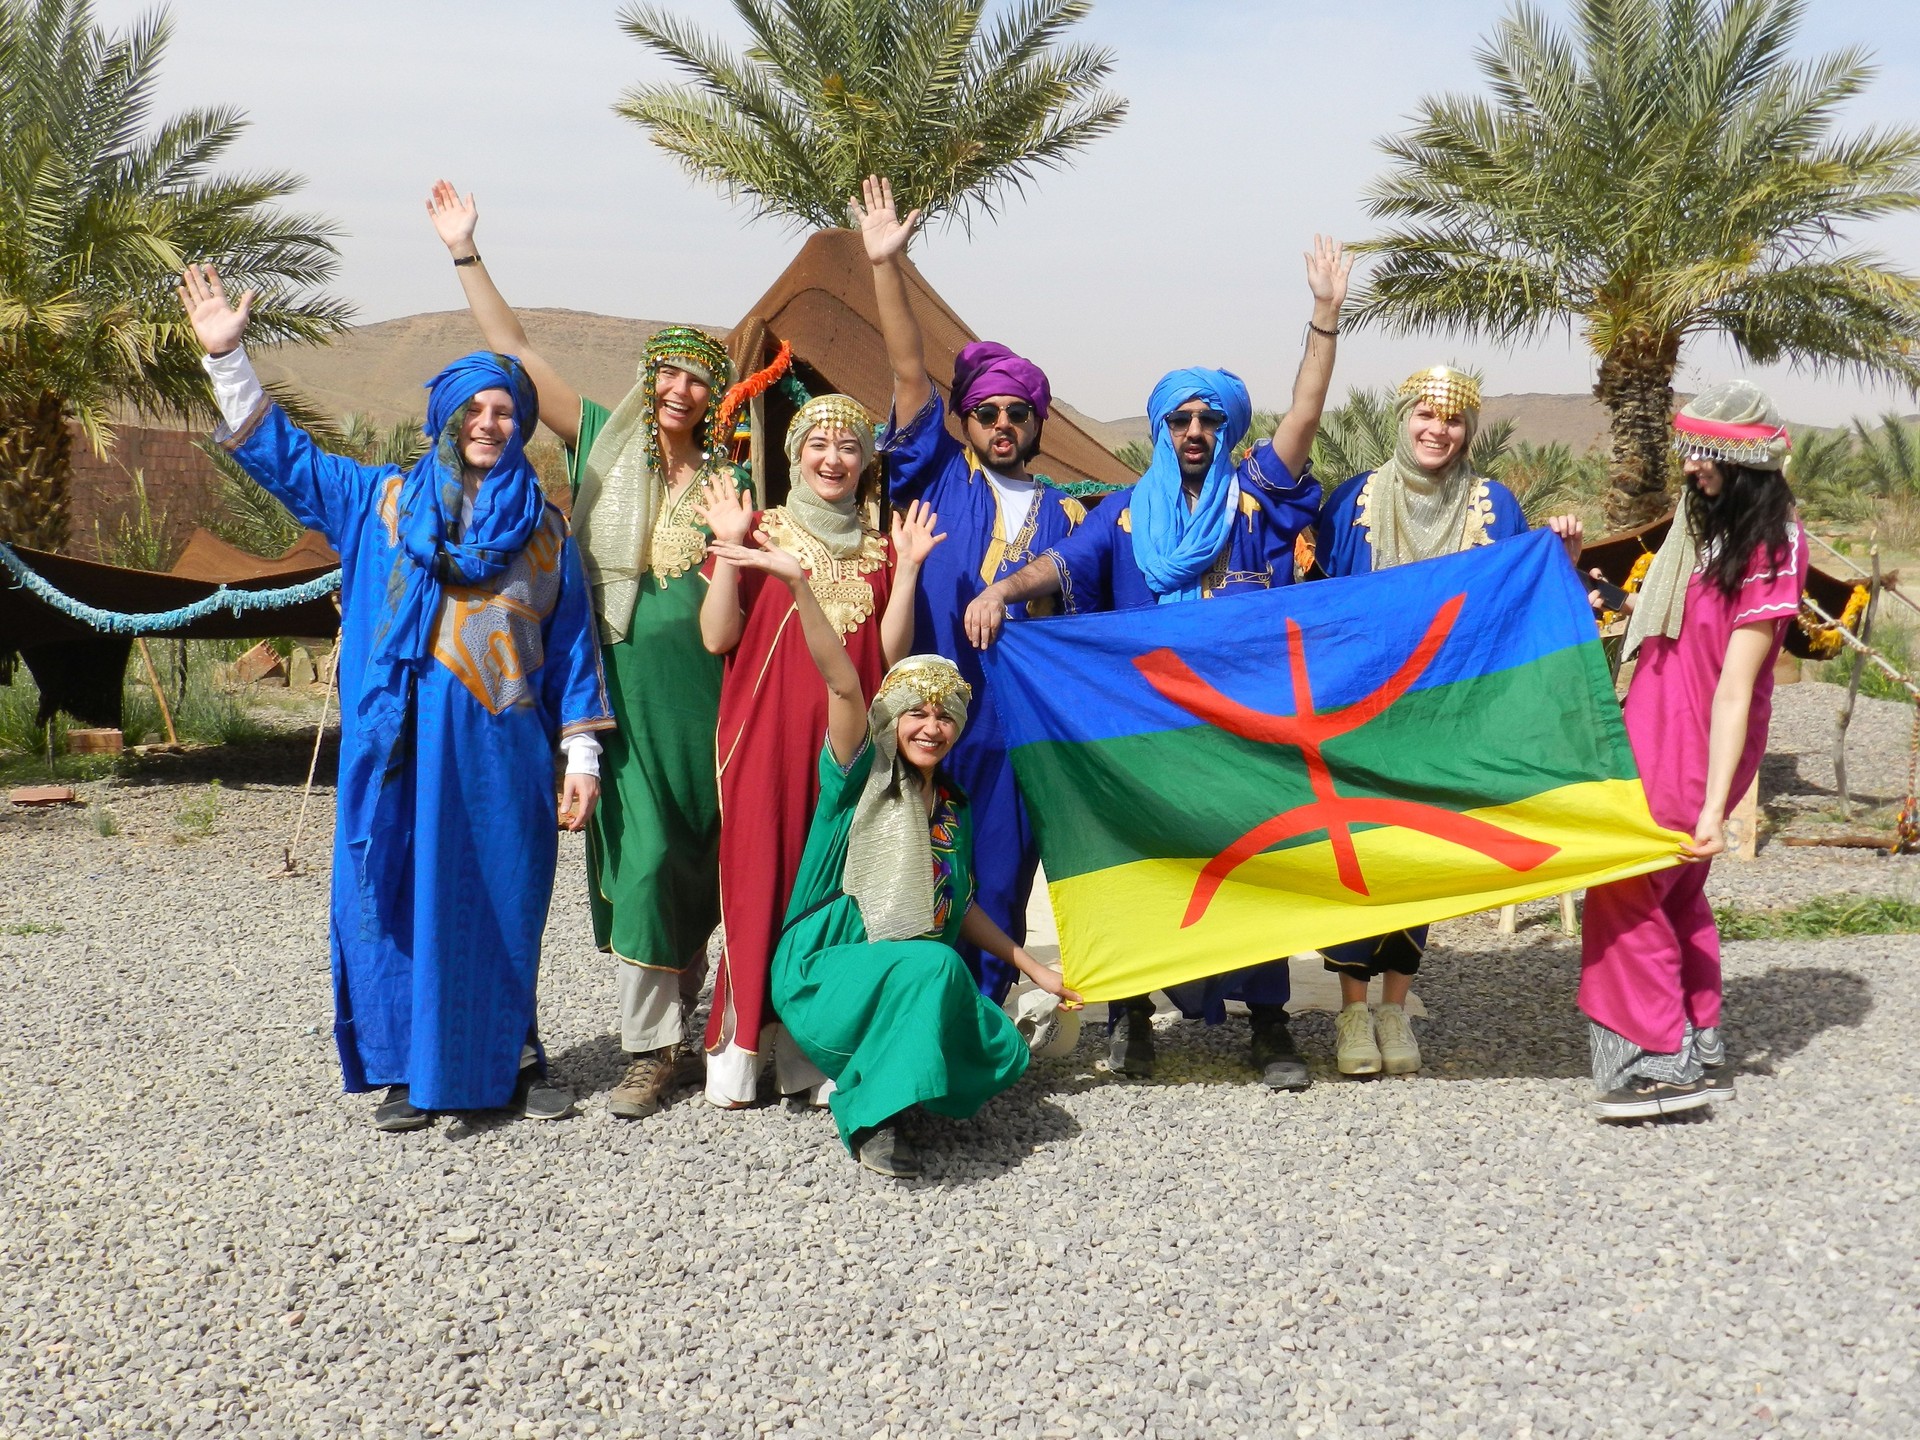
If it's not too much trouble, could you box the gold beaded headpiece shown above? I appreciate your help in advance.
[784,393,878,471]
[1396,365,1482,423]
[639,326,733,476]
[873,654,973,725]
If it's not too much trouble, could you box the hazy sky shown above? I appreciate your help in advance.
[96,0,1920,425]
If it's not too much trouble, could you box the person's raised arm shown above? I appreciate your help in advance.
[962,555,1063,650]
[853,176,932,424]
[708,533,870,767]
[695,476,757,655]
[426,180,582,450]
[1269,235,1353,478]
[881,499,945,666]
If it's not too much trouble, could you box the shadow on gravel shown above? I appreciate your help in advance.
[911,1091,1081,1187]
[547,1031,630,1101]
[107,732,339,792]
[1723,966,1873,1075]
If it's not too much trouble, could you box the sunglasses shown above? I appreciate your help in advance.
[1165,409,1229,434]
[968,402,1035,427]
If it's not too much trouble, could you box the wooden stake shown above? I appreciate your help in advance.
[135,637,178,746]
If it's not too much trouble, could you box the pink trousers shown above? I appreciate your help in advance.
[1578,861,1720,1055]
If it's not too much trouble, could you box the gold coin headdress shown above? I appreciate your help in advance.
[1396,365,1482,423]
[784,393,878,471]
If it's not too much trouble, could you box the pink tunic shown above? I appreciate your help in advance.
[1578,523,1809,1053]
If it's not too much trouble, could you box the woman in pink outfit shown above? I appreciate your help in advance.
[1578,379,1808,1121]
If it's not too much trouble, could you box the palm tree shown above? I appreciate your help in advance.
[1349,0,1920,529]
[1851,412,1920,498]
[1789,426,1873,524]
[614,0,1127,232]
[0,0,348,552]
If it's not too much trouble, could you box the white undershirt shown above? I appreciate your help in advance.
[200,348,601,778]
[981,468,1038,540]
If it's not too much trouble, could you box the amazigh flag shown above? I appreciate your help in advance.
[983,529,1687,1002]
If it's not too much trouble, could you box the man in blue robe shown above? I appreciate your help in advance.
[963,238,1353,1091]
[178,264,614,1132]
[855,176,1089,1002]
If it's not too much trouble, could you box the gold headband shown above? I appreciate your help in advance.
[1397,366,1481,423]
[875,655,972,716]
[785,393,877,467]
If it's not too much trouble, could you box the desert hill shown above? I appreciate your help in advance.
[256,309,1875,452]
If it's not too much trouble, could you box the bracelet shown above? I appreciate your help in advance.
[452,252,481,267]
[1306,319,1339,339]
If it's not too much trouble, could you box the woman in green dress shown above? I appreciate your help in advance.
[429,181,755,1119]
[707,530,1079,1179]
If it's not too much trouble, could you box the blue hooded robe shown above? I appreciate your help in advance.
[220,354,613,1110]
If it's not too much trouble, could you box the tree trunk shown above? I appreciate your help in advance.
[0,391,74,551]
[1594,335,1681,531]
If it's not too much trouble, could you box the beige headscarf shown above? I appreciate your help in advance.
[572,326,732,642]
[782,394,875,559]
[844,656,973,942]
[1622,379,1791,661]
[1365,366,1486,570]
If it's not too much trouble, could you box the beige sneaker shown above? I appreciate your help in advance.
[1375,1002,1421,1075]
[607,1045,695,1120]
[1335,1003,1382,1076]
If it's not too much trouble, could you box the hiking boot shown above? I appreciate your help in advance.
[607,1045,695,1120]
[1590,1076,1714,1120]
[1375,1003,1421,1075]
[1107,998,1156,1079]
[852,1124,921,1179]
[1336,1003,1382,1076]
[511,1066,575,1122]
[1248,1004,1309,1091]
[372,1085,430,1133]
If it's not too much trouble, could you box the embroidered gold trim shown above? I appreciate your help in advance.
[761,506,886,636]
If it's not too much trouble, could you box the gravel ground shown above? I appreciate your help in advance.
[4,680,1919,1438]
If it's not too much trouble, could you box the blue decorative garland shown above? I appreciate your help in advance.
[0,541,342,635]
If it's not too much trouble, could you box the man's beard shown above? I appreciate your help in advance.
[977,426,1043,475]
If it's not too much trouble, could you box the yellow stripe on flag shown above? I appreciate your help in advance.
[1050,778,1688,1002]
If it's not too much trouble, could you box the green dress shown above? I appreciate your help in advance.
[570,399,753,973]
[771,742,1030,1151]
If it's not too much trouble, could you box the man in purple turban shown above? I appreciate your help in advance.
[855,175,1088,1004]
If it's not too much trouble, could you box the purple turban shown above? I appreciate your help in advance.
[951,341,1051,419]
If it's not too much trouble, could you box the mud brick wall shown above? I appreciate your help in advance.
[66,423,225,564]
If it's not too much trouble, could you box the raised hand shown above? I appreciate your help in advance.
[963,585,1009,651]
[1304,234,1354,312]
[850,175,922,266]
[175,263,254,357]
[427,180,479,254]
[890,498,946,567]
[710,531,806,586]
[695,474,755,546]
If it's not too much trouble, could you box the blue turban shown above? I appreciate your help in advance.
[349,351,547,927]
[1128,367,1253,602]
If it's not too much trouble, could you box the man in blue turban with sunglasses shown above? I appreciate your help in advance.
[964,237,1353,1091]
[179,263,614,1134]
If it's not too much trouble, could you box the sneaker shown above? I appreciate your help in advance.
[1248,1005,1309,1091]
[607,1045,696,1120]
[1698,1062,1737,1102]
[852,1124,921,1179]
[1335,1003,1382,1076]
[511,1066,575,1122]
[1590,1076,1714,1120]
[1107,999,1156,1079]
[1375,1003,1421,1075]
[372,1085,430,1133]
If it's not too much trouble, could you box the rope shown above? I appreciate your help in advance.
[1801,594,1920,702]
[280,660,336,876]
[0,541,341,635]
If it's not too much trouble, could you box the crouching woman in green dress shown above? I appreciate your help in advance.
[708,530,1078,1179]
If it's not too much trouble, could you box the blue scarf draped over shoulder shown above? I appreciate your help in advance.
[1128,367,1253,603]
[348,351,546,931]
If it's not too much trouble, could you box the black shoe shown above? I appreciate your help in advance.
[511,1066,575,1121]
[852,1124,921,1179]
[1248,1005,1310,1091]
[1107,999,1157,1079]
[372,1084,430,1132]
[1698,1062,1737,1102]
[1591,1076,1713,1120]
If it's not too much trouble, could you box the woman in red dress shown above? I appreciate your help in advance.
[698,394,937,1106]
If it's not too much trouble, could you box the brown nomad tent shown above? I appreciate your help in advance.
[725,227,1134,505]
